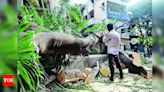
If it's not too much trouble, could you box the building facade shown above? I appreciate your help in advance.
[81,0,133,51]
[81,0,130,25]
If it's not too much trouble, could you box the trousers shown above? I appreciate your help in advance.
[108,54,123,81]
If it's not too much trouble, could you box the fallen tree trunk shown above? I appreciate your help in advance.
[33,31,99,56]
[32,29,151,78]
[33,32,84,55]
[66,53,151,79]
[119,51,151,79]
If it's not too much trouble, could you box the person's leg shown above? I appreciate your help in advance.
[108,54,114,81]
[114,55,123,79]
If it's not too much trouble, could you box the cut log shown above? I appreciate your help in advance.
[85,77,94,84]
[119,51,149,78]
[85,62,99,84]
[141,67,152,79]
[132,52,142,66]
[83,68,92,76]
[99,66,110,77]
[56,69,86,84]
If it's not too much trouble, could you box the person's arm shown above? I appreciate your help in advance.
[103,33,111,43]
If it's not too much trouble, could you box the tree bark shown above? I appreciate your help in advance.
[33,31,95,56]
[119,51,148,77]
[32,30,150,78]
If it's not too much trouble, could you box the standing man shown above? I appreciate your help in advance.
[103,23,123,82]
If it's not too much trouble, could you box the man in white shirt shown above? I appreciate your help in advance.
[103,23,123,82]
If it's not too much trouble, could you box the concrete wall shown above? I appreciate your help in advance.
[94,0,107,23]
[83,0,94,16]
[82,0,128,24]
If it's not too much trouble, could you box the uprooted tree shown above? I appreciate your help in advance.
[32,24,149,79]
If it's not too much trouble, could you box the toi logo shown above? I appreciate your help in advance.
[2,74,14,86]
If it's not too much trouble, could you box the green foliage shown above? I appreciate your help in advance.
[69,5,88,31]
[17,2,88,91]
[143,36,153,47]
[91,43,101,54]
[17,27,46,92]
[133,76,141,81]
[20,1,103,36]
[20,5,44,28]
[17,1,107,91]
[18,5,48,92]
[135,35,153,47]
[0,5,17,92]
[84,23,106,33]
[130,24,152,47]
[140,52,147,64]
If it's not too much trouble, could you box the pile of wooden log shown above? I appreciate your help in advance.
[56,61,100,84]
